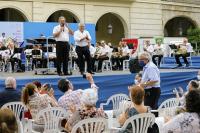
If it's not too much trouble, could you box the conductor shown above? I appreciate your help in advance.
[53,16,73,76]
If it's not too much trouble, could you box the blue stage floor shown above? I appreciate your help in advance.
[0,70,198,109]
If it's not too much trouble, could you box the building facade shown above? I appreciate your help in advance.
[0,0,200,45]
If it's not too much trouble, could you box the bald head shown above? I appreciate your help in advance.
[5,77,16,89]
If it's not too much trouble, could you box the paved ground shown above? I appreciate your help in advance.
[0,68,199,80]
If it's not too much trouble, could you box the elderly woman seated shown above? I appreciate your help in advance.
[163,90,200,133]
[65,88,107,132]
[118,85,151,132]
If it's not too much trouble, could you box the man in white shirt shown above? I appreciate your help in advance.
[152,41,164,67]
[74,23,93,74]
[0,33,6,46]
[96,41,110,72]
[53,16,73,76]
[118,42,130,69]
[143,40,154,55]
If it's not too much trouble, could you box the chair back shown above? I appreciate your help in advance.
[121,113,155,133]
[158,98,180,109]
[36,107,68,133]
[100,94,130,117]
[71,118,108,133]
[1,102,26,121]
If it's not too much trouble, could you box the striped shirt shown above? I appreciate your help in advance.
[141,61,160,89]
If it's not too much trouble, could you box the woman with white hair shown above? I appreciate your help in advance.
[65,88,106,132]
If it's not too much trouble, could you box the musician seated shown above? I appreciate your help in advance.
[91,42,102,72]
[89,43,96,72]
[175,39,193,67]
[152,41,164,67]
[8,42,23,72]
[112,41,130,70]
[143,40,154,55]
[95,41,110,72]
[32,45,43,70]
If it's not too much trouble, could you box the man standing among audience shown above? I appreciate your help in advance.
[0,77,21,107]
[138,52,161,109]
[53,16,73,76]
[74,23,93,74]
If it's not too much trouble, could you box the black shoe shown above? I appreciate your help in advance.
[58,73,63,76]
[80,71,84,75]
[96,70,102,73]
[88,71,95,74]
[177,64,183,67]
[64,72,71,76]
[186,64,190,67]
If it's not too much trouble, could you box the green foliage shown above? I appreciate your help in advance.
[187,28,200,43]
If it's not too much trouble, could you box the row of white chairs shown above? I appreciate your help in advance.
[1,94,180,133]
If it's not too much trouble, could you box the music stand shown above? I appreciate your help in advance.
[169,44,177,50]
[42,46,53,52]
[32,50,42,59]
[14,48,23,54]
[25,45,33,49]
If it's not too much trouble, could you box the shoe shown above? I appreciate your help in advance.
[58,73,63,76]
[80,71,84,75]
[96,70,102,73]
[64,72,71,76]
[177,64,183,67]
[88,71,95,74]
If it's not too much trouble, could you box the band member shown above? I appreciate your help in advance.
[152,41,164,67]
[8,43,23,72]
[32,45,43,70]
[88,43,96,72]
[74,23,92,74]
[143,40,154,55]
[175,39,192,67]
[91,42,102,72]
[53,16,73,76]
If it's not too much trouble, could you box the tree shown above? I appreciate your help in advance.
[187,28,200,50]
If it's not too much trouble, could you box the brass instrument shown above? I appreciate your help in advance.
[176,44,187,55]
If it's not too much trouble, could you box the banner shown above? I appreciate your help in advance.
[0,22,24,43]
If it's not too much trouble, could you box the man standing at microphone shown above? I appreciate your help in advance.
[74,23,93,74]
[53,16,73,76]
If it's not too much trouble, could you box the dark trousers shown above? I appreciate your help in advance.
[175,53,189,66]
[56,41,70,74]
[97,56,109,70]
[152,55,163,66]
[144,87,161,109]
[76,46,91,73]
[10,58,22,72]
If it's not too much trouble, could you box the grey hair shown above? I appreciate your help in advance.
[58,16,66,20]
[78,23,85,27]
[5,77,16,89]
[139,52,152,61]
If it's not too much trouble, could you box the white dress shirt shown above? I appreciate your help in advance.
[186,43,194,53]
[145,44,154,54]
[74,30,91,47]
[122,46,130,56]
[153,44,164,55]
[53,25,69,42]
[100,45,110,56]
[89,45,96,57]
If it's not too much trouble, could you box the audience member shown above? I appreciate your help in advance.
[21,83,58,132]
[163,90,200,133]
[134,72,142,85]
[0,77,21,107]
[58,73,98,113]
[65,88,106,132]
[175,80,199,106]
[0,108,18,133]
[32,81,42,91]
[118,85,151,132]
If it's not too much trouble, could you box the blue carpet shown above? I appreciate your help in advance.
[160,56,200,69]
[0,71,198,109]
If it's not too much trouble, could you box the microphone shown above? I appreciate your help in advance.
[61,23,65,32]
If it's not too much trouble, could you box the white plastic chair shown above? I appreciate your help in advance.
[155,98,180,117]
[123,59,129,70]
[113,113,155,133]
[100,94,130,117]
[1,102,27,133]
[26,107,68,133]
[71,118,108,133]
[102,48,113,72]
[1,102,26,121]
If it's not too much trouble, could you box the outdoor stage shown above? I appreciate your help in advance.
[0,69,198,108]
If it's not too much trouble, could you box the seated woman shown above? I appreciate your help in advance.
[21,83,58,132]
[175,80,199,106]
[118,85,151,132]
[163,90,200,133]
[0,108,18,133]
[65,88,107,132]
